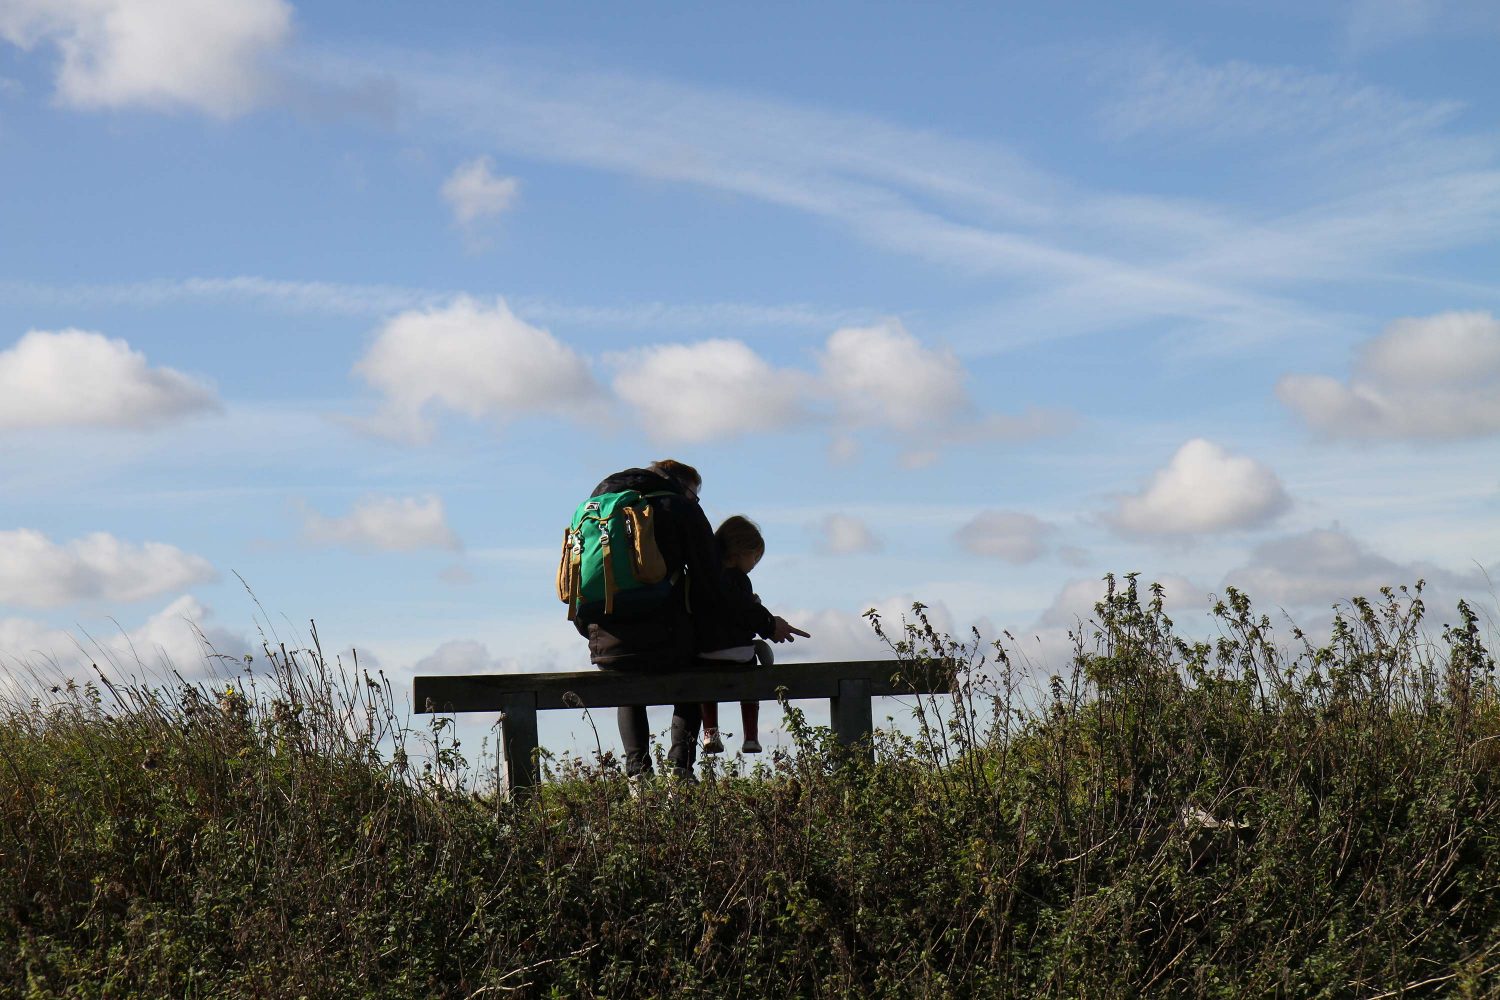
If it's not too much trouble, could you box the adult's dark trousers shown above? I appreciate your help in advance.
[618,703,701,778]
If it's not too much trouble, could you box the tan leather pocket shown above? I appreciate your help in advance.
[557,529,576,603]
[626,505,668,584]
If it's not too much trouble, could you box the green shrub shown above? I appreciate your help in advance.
[2,580,1498,997]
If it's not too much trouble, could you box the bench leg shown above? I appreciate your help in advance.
[831,678,874,760]
[500,691,540,795]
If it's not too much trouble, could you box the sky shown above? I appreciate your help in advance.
[1,0,1498,756]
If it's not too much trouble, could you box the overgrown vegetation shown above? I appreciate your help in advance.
[3,578,1499,998]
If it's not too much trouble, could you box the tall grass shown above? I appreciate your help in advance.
[3,579,1498,997]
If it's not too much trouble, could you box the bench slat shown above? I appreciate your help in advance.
[414,659,951,714]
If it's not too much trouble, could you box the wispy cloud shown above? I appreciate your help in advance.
[0,276,438,316]
[1099,44,1464,154]
[1341,0,1443,58]
[316,42,1500,357]
[0,276,868,331]
[17,37,1495,359]
[10,16,1499,359]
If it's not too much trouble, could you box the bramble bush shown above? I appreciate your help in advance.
[3,578,1499,997]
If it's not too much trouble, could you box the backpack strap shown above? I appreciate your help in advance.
[599,521,618,615]
[571,550,583,621]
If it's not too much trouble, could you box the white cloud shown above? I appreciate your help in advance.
[1024,574,1211,673]
[1110,439,1291,536]
[1037,574,1207,630]
[414,639,492,674]
[0,529,216,608]
[0,593,247,694]
[1037,578,1117,631]
[813,513,881,555]
[0,329,218,431]
[611,339,809,444]
[412,638,526,675]
[601,319,1072,453]
[820,320,967,432]
[120,594,248,676]
[302,495,460,552]
[779,596,960,665]
[0,0,291,117]
[1278,311,1500,440]
[441,156,519,228]
[352,297,602,443]
[0,615,74,689]
[955,510,1054,563]
[815,320,1070,458]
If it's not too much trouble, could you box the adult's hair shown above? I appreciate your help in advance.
[649,459,702,492]
[715,515,765,558]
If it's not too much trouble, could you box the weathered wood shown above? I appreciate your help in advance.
[831,677,875,756]
[415,658,955,797]
[500,691,539,791]
[414,658,953,715]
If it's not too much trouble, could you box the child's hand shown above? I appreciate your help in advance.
[772,617,811,642]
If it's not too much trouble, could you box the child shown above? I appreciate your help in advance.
[700,515,810,754]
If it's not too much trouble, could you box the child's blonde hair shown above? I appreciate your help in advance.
[715,515,764,560]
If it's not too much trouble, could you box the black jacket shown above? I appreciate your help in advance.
[720,567,776,648]
[573,468,733,668]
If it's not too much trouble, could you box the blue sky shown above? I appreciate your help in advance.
[2,0,1498,753]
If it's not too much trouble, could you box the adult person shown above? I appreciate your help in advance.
[572,459,729,782]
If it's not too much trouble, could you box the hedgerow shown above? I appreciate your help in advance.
[3,578,1497,998]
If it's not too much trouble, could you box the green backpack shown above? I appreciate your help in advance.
[557,490,674,621]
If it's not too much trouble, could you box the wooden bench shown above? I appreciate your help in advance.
[414,658,955,791]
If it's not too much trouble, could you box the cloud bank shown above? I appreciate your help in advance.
[1222,525,1485,612]
[353,306,1067,456]
[0,593,248,690]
